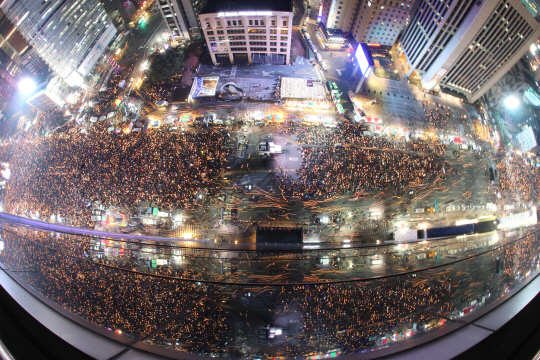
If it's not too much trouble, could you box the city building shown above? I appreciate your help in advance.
[1,0,117,88]
[199,0,293,65]
[516,125,540,153]
[397,0,540,103]
[318,0,414,47]
[0,10,50,115]
[26,76,70,111]
[19,48,49,77]
[158,0,205,40]
[0,10,48,78]
[26,90,62,111]
[0,47,21,113]
[485,58,540,111]
[350,0,413,45]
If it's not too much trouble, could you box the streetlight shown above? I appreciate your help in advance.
[19,78,36,95]
[504,96,519,109]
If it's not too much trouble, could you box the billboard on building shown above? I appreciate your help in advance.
[190,76,219,98]
[430,68,447,83]
[355,43,374,77]
[77,23,118,76]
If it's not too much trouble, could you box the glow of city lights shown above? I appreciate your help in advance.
[504,96,519,109]
[217,11,272,17]
[1,168,10,179]
[19,78,36,94]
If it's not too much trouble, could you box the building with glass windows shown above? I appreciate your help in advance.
[158,0,205,40]
[199,0,293,65]
[397,0,540,102]
[319,0,414,46]
[0,0,116,88]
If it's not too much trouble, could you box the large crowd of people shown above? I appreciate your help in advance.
[278,142,442,198]
[497,151,540,203]
[0,117,451,225]
[1,224,537,358]
[278,124,446,156]
[0,123,232,227]
[425,106,451,129]
[146,84,174,103]
[277,124,447,199]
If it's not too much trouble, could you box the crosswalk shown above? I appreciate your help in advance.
[295,68,314,75]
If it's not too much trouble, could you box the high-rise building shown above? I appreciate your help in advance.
[318,0,414,46]
[350,0,413,45]
[199,0,293,65]
[19,48,49,77]
[0,47,21,113]
[1,0,117,88]
[158,0,205,40]
[0,10,48,77]
[0,10,49,114]
[397,0,540,102]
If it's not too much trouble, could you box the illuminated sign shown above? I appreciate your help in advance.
[191,76,219,98]
[217,11,273,17]
[364,66,372,78]
[355,43,373,77]
[430,68,447,83]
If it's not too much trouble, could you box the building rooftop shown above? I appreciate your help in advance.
[200,0,292,15]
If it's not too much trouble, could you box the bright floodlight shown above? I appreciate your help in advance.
[504,96,519,109]
[1,168,11,180]
[19,78,36,94]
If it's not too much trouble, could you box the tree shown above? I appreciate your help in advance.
[182,70,194,86]
[146,49,185,84]
[185,40,204,57]
[184,55,199,70]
